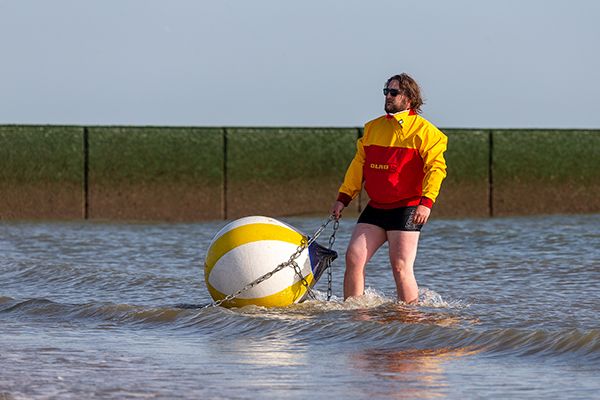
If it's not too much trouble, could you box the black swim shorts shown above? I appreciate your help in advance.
[357,205,423,232]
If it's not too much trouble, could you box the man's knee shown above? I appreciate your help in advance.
[391,260,412,276]
[345,247,365,269]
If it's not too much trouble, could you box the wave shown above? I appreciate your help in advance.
[1,294,599,363]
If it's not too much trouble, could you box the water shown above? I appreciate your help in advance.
[1,214,599,399]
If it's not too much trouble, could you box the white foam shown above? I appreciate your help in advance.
[417,287,469,309]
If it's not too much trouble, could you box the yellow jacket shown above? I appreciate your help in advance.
[337,109,447,209]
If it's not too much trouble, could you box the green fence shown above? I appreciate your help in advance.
[0,125,84,219]
[491,130,600,215]
[435,129,490,218]
[87,126,224,221]
[226,127,358,218]
[1,125,598,221]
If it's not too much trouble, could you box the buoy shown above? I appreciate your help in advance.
[204,216,337,308]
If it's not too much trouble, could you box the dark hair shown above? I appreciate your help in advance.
[385,73,424,114]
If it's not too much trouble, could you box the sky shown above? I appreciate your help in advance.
[1,0,599,129]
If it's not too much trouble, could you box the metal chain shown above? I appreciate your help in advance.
[203,215,339,308]
[326,218,339,300]
[292,259,317,301]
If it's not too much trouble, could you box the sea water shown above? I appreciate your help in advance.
[1,214,599,399]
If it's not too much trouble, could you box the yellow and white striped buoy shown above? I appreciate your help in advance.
[204,216,336,308]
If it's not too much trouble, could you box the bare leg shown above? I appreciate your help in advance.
[387,231,420,303]
[344,223,387,300]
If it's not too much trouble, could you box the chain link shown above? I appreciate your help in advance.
[202,215,339,309]
[326,218,339,300]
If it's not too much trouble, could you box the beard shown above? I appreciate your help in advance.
[385,99,409,114]
[384,102,397,114]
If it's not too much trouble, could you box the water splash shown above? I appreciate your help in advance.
[417,288,469,309]
[231,287,468,315]
[334,287,391,309]
[306,287,468,310]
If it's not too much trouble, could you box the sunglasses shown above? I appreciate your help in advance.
[383,88,402,97]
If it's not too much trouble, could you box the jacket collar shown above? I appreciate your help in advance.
[385,109,413,123]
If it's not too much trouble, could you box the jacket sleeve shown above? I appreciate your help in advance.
[337,136,365,206]
[418,126,448,206]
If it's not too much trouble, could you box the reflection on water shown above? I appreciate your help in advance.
[352,347,480,399]
[349,303,471,327]
[345,301,480,398]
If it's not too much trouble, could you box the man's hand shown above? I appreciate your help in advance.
[331,201,345,219]
[413,205,431,225]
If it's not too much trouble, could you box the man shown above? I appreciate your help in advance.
[330,73,448,304]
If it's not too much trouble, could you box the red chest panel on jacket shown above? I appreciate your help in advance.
[363,145,425,205]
